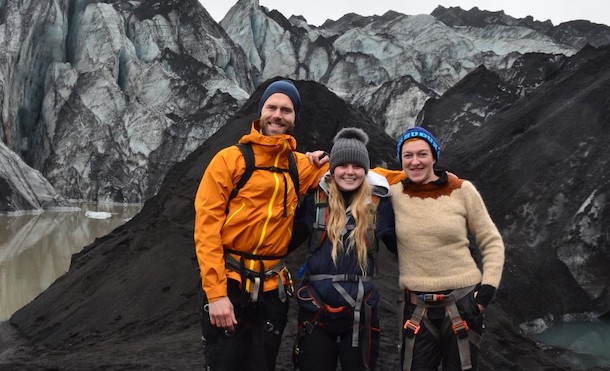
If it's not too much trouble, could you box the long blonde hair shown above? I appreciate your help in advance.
[325,177,373,275]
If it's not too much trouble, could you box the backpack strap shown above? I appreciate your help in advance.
[226,143,255,213]
[310,188,329,251]
[287,151,299,197]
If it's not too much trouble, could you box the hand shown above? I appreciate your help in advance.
[305,150,329,166]
[207,296,237,332]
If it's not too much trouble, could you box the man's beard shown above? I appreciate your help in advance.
[262,120,293,136]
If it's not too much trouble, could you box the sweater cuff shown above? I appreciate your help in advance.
[475,285,496,307]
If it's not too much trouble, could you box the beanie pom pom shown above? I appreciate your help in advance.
[333,127,369,145]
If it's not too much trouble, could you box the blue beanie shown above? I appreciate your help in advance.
[258,80,301,123]
[396,126,441,161]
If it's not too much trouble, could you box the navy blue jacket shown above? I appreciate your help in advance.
[295,190,379,315]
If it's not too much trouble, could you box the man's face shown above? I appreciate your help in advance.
[259,93,296,136]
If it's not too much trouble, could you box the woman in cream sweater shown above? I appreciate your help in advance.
[376,126,505,371]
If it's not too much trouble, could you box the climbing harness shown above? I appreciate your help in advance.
[399,286,482,371]
[224,249,294,303]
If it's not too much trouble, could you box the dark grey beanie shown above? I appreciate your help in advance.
[330,128,370,173]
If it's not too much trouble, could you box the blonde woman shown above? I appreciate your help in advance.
[293,128,390,371]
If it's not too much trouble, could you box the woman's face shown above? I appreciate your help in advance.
[333,163,366,191]
[400,139,436,184]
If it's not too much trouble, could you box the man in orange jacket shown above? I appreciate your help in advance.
[194,80,328,371]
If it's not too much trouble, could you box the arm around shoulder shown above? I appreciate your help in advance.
[371,166,406,185]
[294,152,328,195]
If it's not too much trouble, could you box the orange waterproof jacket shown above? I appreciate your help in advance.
[194,121,329,302]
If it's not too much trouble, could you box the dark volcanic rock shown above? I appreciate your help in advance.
[550,20,610,49]
[417,64,520,146]
[432,5,610,50]
[431,5,555,31]
[437,45,610,368]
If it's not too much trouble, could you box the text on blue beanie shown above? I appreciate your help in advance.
[396,126,441,161]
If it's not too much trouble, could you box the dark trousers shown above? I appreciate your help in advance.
[294,308,380,371]
[201,279,289,371]
[401,290,483,371]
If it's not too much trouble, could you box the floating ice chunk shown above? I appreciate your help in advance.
[85,211,113,219]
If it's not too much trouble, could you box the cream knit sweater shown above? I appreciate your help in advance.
[390,175,504,292]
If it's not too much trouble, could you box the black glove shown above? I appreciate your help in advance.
[475,284,496,307]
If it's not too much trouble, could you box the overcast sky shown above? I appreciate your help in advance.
[201,0,610,27]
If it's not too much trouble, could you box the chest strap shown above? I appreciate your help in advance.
[224,249,293,303]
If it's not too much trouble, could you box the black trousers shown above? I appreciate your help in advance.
[401,289,483,371]
[201,279,289,371]
[294,307,380,371]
